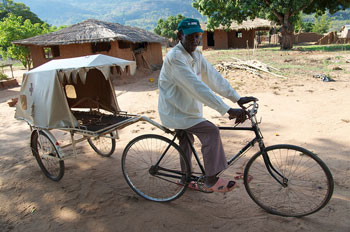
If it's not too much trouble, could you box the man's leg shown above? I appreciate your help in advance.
[177,130,194,174]
[183,121,227,177]
[181,121,236,191]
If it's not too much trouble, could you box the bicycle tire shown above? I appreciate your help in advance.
[244,144,333,217]
[31,130,65,181]
[121,134,190,202]
[87,133,116,157]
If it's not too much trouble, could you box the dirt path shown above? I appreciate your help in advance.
[0,59,349,232]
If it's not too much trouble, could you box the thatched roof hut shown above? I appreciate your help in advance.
[201,18,275,50]
[13,19,167,69]
[14,19,167,46]
[201,18,275,31]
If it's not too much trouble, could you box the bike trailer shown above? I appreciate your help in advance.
[15,54,137,130]
[14,54,168,181]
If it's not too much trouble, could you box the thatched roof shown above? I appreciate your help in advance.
[13,19,167,46]
[201,18,275,31]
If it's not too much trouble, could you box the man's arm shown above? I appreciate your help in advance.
[170,56,230,116]
[200,55,258,123]
[200,56,240,103]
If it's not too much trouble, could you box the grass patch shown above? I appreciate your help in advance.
[295,44,350,52]
[201,45,350,80]
[0,72,8,80]
[12,62,25,68]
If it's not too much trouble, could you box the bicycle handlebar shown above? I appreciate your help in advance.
[239,100,258,118]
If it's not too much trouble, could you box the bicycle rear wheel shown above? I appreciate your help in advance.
[121,134,190,202]
[244,144,333,217]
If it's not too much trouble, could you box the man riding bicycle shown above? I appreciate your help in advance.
[158,18,257,193]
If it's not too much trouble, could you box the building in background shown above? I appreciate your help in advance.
[13,19,167,70]
[201,18,274,50]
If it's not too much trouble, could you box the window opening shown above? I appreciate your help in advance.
[65,85,77,99]
[118,40,131,49]
[132,42,148,54]
[20,95,27,110]
[44,46,60,59]
[91,42,111,53]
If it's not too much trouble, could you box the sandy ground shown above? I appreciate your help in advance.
[0,53,349,232]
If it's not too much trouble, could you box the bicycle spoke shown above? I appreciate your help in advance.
[31,131,64,181]
[88,133,115,157]
[122,134,190,202]
[245,144,333,217]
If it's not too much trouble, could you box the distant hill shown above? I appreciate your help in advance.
[14,0,350,32]
[303,9,350,31]
[16,0,206,30]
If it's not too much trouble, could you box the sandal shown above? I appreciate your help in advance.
[234,172,253,183]
[177,180,200,190]
[204,177,237,193]
[177,180,214,193]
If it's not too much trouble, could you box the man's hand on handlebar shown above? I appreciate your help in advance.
[237,96,258,108]
[227,108,247,124]
[227,97,258,124]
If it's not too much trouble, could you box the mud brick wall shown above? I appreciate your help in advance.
[293,32,323,44]
[28,41,163,69]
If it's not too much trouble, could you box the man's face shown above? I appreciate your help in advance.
[180,32,202,54]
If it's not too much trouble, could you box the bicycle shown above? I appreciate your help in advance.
[121,100,334,217]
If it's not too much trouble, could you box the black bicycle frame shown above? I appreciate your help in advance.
[181,124,288,186]
[152,123,287,187]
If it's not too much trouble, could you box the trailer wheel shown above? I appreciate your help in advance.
[31,130,64,181]
[87,133,116,157]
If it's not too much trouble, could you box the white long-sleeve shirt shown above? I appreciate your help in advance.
[158,42,241,129]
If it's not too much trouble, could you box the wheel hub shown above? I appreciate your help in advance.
[149,165,158,175]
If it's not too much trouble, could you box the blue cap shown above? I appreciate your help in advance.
[177,18,204,35]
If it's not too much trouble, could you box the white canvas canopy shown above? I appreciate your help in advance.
[15,54,136,129]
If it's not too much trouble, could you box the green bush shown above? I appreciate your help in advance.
[0,72,8,80]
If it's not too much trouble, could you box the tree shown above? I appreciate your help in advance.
[294,13,315,33]
[294,13,305,33]
[154,14,186,41]
[303,22,314,33]
[0,0,43,24]
[193,0,350,50]
[0,14,51,69]
[312,14,331,34]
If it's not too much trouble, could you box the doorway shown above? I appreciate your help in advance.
[207,32,215,47]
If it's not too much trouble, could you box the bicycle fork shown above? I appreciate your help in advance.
[259,141,288,187]
[253,124,288,188]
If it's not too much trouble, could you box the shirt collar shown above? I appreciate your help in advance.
[177,42,198,63]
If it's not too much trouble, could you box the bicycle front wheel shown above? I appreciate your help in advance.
[244,144,334,217]
[121,134,190,202]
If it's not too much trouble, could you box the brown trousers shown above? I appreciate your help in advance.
[177,120,228,177]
